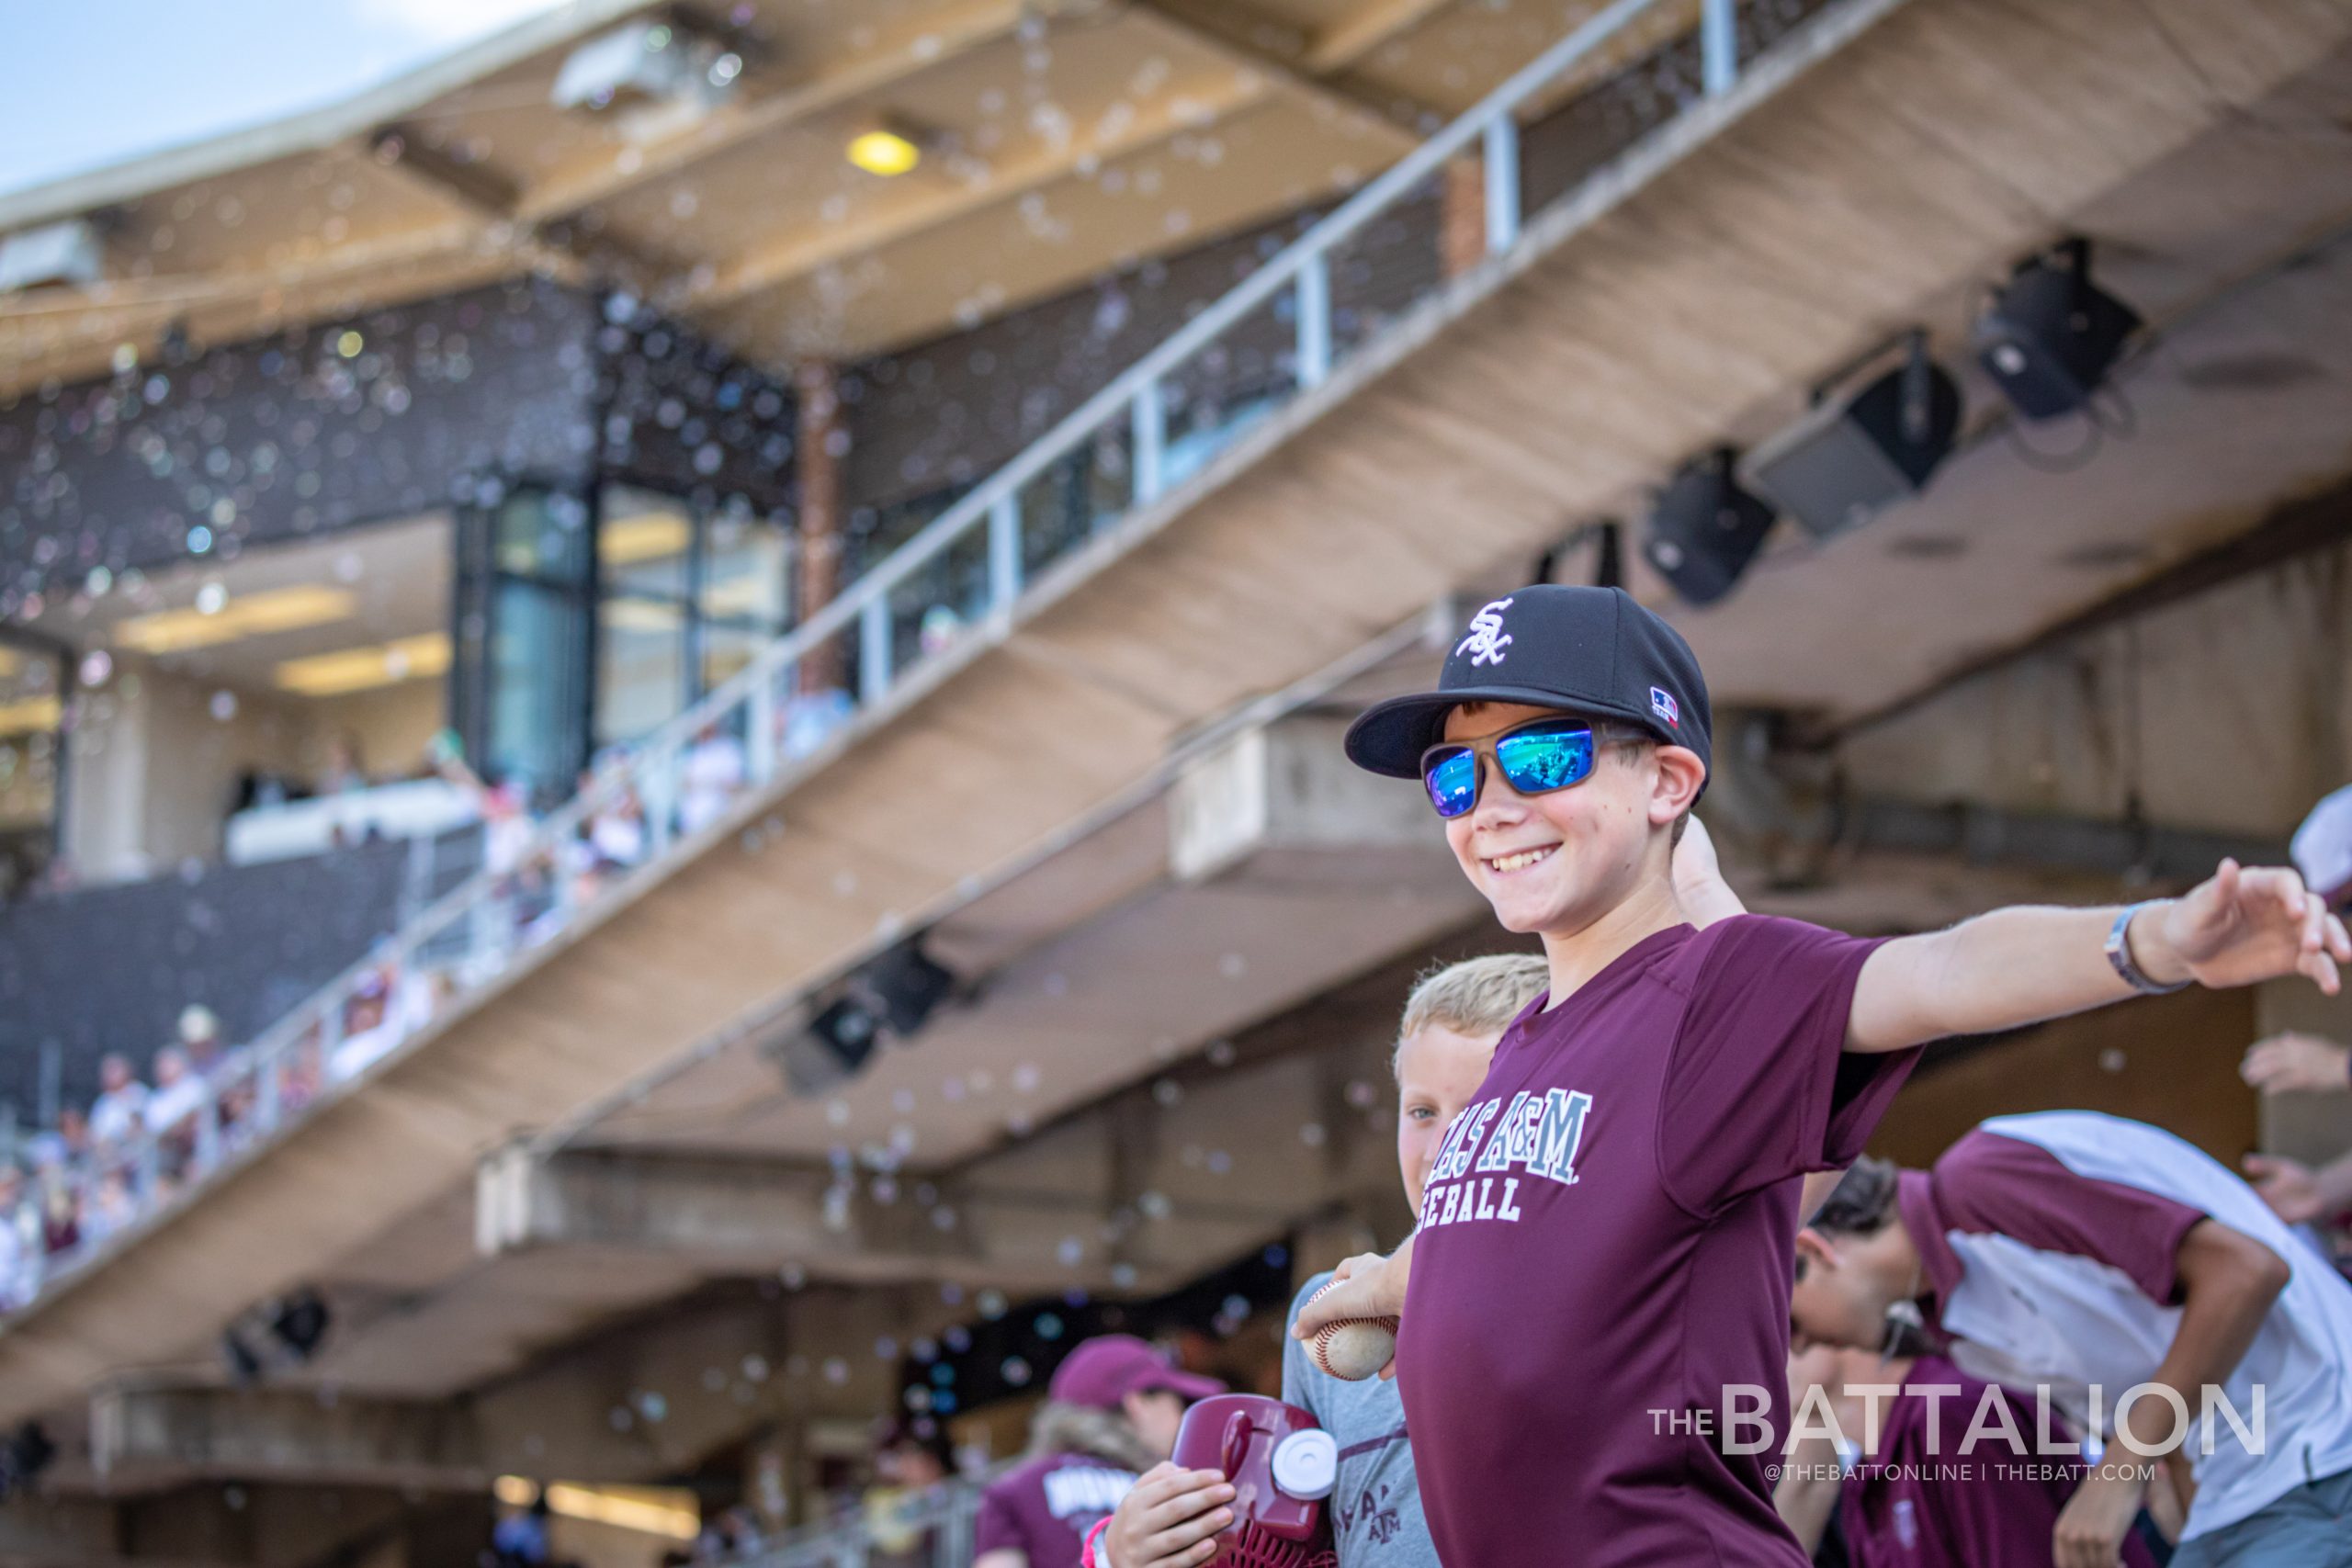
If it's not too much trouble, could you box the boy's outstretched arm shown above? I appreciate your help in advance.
[1846,859,2351,1055]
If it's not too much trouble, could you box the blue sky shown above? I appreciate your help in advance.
[0,0,569,199]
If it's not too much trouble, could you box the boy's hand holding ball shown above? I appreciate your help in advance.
[1292,1245,1410,1382]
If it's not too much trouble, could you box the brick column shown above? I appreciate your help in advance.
[795,359,847,694]
[1439,158,1488,280]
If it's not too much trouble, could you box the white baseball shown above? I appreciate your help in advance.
[1306,1280,1398,1382]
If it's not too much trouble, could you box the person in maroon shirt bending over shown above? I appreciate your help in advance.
[1777,1329,2167,1562]
[974,1335,1224,1568]
[1292,585,2351,1568]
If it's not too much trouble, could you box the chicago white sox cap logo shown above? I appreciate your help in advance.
[1455,597,1514,668]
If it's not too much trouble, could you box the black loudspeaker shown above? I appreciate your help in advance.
[1746,339,1962,538]
[807,996,883,1072]
[1973,239,2141,422]
[269,1289,332,1359]
[221,1328,265,1385]
[1643,450,1777,606]
[0,1422,54,1500]
[865,941,956,1036]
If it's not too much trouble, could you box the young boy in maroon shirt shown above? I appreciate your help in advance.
[1292,585,2349,1568]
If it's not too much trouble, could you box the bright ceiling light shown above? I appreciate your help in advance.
[115,585,355,656]
[540,1482,700,1541]
[275,633,451,697]
[601,598,686,633]
[598,512,694,566]
[847,129,922,176]
[0,695,61,736]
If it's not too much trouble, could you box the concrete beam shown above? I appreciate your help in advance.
[89,1388,483,1492]
[1170,715,1448,885]
[475,1145,1266,1294]
[0,1494,134,1568]
[4,1476,437,1567]
[85,1282,959,1494]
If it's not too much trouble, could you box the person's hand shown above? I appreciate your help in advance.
[2139,861,2351,994]
[2242,1154,2326,1224]
[2241,1032,2352,1095]
[1103,1462,1234,1568]
[2052,1463,2146,1568]
[1673,814,1723,890]
[1291,1243,1410,1379]
[1671,817,1747,929]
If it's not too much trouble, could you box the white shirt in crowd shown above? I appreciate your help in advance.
[144,1072,207,1137]
[1931,1112,2352,1542]
[678,732,747,837]
[86,1084,150,1147]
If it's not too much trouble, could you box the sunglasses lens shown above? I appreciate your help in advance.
[1495,724,1595,796]
[1423,748,1479,818]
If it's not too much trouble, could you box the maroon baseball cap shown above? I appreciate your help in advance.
[1048,1335,1226,1410]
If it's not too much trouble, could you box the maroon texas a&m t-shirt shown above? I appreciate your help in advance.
[1397,917,1918,1568]
[973,1450,1136,1564]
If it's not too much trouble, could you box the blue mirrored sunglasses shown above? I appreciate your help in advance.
[1419,718,1630,818]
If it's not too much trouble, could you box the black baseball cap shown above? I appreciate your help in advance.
[1343,586,1712,794]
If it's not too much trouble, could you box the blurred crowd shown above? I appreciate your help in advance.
[0,688,869,1312]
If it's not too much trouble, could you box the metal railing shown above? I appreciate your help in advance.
[734,1476,989,1568]
[0,0,1765,1314]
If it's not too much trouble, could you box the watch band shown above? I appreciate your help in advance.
[2106,902,2188,995]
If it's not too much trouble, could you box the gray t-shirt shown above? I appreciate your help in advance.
[1281,1272,1438,1568]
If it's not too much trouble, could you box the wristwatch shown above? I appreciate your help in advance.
[2106,901,2189,995]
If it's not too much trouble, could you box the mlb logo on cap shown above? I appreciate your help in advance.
[1650,687,1679,727]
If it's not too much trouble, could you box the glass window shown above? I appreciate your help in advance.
[489,580,589,797]
[700,509,789,629]
[599,493,693,600]
[597,595,687,746]
[594,486,789,746]
[456,495,592,804]
[496,490,591,581]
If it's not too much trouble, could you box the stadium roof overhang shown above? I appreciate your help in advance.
[0,0,1713,399]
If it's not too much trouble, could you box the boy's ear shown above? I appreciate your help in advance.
[1793,1228,1838,1277]
[1650,744,1705,825]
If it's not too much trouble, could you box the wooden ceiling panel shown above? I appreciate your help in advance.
[581,12,1247,278]
[0,245,525,401]
[509,0,1032,224]
[101,146,475,280]
[702,90,1392,356]
[1348,0,1701,118]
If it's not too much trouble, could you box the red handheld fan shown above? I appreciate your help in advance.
[1169,1394,1339,1568]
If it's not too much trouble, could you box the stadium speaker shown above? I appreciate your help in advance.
[1973,239,2141,422]
[0,1422,54,1501]
[270,1289,332,1360]
[808,996,883,1072]
[221,1328,265,1385]
[1746,332,1962,539]
[865,940,956,1037]
[1643,449,1776,606]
